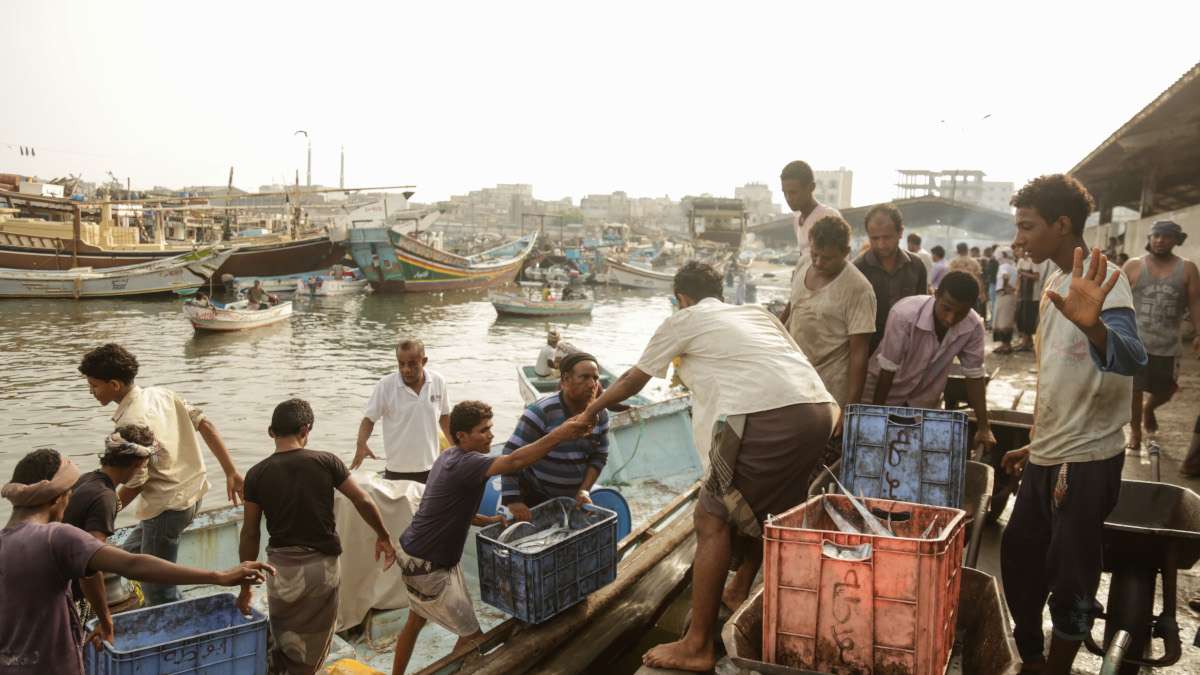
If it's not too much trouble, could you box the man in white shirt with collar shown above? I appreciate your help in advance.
[781,160,841,262]
[353,339,451,483]
[79,343,245,606]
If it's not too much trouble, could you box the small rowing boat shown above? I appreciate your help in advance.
[182,299,293,332]
[490,283,593,317]
[517,363,652,407]
[604,256,675,291]
[296,267,370,297]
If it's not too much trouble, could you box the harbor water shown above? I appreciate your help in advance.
[0,283,766,523]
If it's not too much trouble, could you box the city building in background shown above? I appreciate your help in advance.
[813,167,853,209]
[895,169,1012,213]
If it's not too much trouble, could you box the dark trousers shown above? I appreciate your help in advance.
[382,469,429,484]
[120,503,200,606]
[1000,452,1123,662]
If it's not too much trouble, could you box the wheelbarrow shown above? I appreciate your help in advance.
[966,408,1032,521]
[807,460,993,568]
[1085,480,1200,675]
[720,567,1022,674]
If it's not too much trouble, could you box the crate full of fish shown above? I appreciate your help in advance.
[762,485,966,675]
[476,496,618,624]
[841,404,969,508]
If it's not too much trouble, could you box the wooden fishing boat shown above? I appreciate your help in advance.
[0,247,230,299]
[230,271,313,294]
[296,270,369,296]
[490,284,593,317]
[348,226,536,293]
[182,299,293,331]
[91,396,703,673]
[604,256,675,291]
[0,226,346,279]
[517,364,652,407]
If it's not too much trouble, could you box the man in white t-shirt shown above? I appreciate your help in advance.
[780,160,841,261]
[353,339,452,483]
[534,328,562,377]
[584,261,836,673]
[999,174,1146,674]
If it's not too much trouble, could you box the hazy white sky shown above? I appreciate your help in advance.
[2,1,1196,208]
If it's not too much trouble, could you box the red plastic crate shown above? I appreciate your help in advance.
[762,493,965,674]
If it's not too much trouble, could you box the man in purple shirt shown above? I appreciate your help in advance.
[0,449,273,675]
[865,271,996,452]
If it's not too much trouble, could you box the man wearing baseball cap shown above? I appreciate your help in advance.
[1121,220,1200,458]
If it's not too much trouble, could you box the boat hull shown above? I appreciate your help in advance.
[349,227,534,293]
[491,293,593,317]
[0,248,229,299]
[183,300,293,331]
[604,257,674,291]
[0,233,347,279]
[297,277,369,296]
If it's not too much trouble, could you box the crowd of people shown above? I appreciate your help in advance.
[1,163,1198,675]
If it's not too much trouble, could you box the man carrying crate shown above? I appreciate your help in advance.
[999,175,1146,674]
[391,401,591,674]
[584,261,837,672]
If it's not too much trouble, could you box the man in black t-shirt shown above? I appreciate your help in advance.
[63,425,158,640]
[238,398,395,674]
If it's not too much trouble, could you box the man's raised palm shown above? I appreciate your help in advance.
[1045,247,1119,330]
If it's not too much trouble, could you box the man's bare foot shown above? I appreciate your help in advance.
[721,585,749,612]
[642,639,716,672]
[1125,433,1142,454]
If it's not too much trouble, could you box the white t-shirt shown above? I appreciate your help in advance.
[1028,257,1134,466]
[363,370,451,472]
[912,248,934,278]
[635,297,833,457]
[995,262,1017,293]
[793,203,842,258]
[534,344,557,376]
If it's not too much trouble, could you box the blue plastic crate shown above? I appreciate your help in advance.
[85,592,267,675]
[839,404,968,508]
[477,497,618,624]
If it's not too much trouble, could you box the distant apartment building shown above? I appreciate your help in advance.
[580,191,631,224]
[734,182,781,226]
[896,169,1013,213]
[813,167,853,210]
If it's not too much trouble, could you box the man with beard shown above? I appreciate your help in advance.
[1122,220,1200,455]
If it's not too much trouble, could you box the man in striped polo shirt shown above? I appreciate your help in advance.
[500,352,611,521]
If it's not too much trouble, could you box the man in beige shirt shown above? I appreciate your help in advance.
[782,215,877,408]
[79,343,245,605]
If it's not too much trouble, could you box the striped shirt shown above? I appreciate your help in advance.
[500,392,610,505]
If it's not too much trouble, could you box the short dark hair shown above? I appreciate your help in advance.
[937,271,979,304]
[984,245,995,255]
[12,448,62,485]
[780,160,814,184]
[865,204,903,233]
[673,260,723,302]
[931,245,945,258]
[450,400,492,442]
[956,242,969,255]
[79,344,139,384]
[396,339,425,356]
[810,216,851,251]
[906,232,922,244]
[1010,174,1094,234]
[102,424,156,468]
[270,398,314,437]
